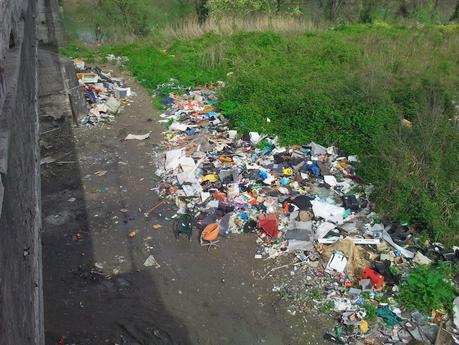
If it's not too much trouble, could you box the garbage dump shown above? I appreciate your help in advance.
[73,58,134,126]
[154,82,459,345]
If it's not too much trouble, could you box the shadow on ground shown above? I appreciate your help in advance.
[39,48,192,345]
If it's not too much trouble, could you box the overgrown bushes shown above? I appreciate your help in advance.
[62,24,459,243]
[399,263,458,313]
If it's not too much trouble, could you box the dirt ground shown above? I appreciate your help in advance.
[40,64,333,345]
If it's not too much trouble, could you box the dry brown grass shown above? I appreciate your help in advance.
[160,15,325,39]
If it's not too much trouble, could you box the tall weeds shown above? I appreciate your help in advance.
[160,15,324,39]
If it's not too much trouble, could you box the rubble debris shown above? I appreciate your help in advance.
[383,229,414,258]
[40,156,57,165]
[151,82,459,345]
[72,59,134,126]
[413,251,433,265]
[44,211,72,226]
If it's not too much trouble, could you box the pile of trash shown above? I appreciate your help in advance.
[74,58,134,126]
[154,83,406,255]
[154,84,459,345]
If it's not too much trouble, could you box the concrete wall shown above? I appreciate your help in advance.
[0,0,44,344]
[37,0,86,123]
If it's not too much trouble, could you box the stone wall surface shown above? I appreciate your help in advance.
[0,0,43,344]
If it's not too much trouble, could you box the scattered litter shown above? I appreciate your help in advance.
[360,267,384,290]
[40,156,57,165]
[94,170,107,176]
[383,229,414,258]
[125,132,151,140]
[377,306,401,328]
[105,97,121,114]
[312,200,345,224]
[454,296,459,329]
[72,59,134,126]
[150,81,458,345]
[143,255,160,268]
[114,87,131,98]
[326,251,347,273]
[73,58,85,70]
[359,320,369,333]
[44,211,72,226]
[401,118,413,128]
[77,72,98,84]
[413,251,433,265]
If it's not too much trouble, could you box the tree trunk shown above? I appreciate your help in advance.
[330,0,344,21]
[195,0,208,24]
[451,0,459,21]
[399,0,409,18]
[383,0,390,20]
[431,0,439,21]
[360,0,375,23]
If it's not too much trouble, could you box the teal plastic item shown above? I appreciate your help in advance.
[376,306,401,328]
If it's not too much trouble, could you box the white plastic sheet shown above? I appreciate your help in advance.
[454,296,459,329]
[249,132,261,145]
[170,122,190,131]
[324,175,338,187]
[165,149,183,171]
[311,199,345,224]
[315,221,336,239]
[125,132,151,140]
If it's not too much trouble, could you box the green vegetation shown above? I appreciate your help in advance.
[308,287,322,300]
[207,0,457,24]
[62,23,459,243]
[62,0,195,42]
[362,301,377,321]
[319,300,335,313]
[62,0,459,42]
[399,262,458,313]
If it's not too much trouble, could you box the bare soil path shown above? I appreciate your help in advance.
[40,63,331,345]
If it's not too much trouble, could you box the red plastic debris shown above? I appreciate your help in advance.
[361,267,384,290]
[259,213,279,238]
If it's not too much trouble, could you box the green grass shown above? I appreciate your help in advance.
[62,23,459,243]
[362,301,377,321]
